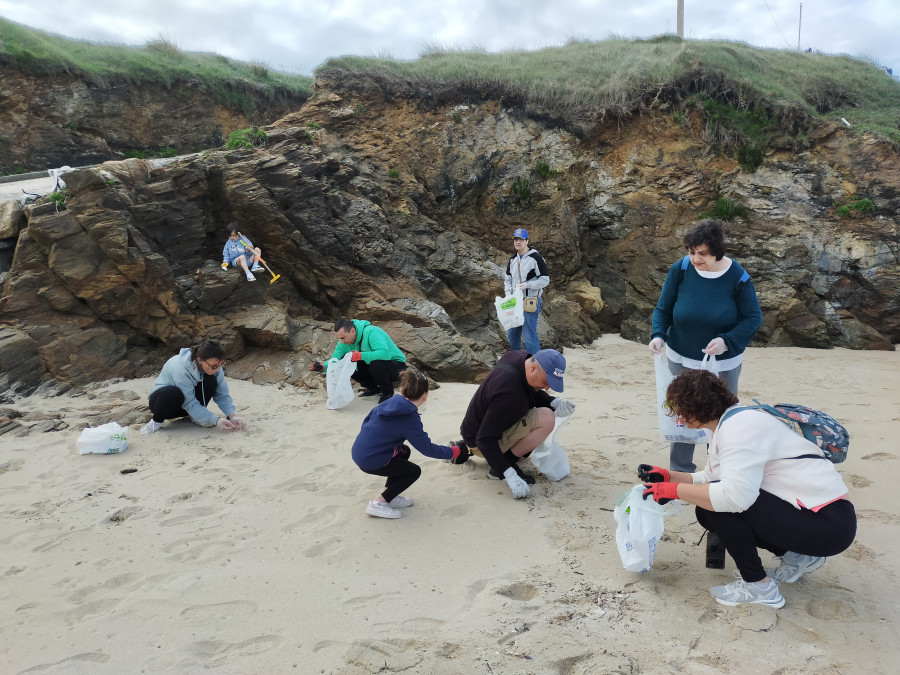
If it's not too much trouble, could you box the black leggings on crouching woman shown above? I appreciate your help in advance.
[148,375,218,423]
[696,490,856,583]
[360,445,421,503]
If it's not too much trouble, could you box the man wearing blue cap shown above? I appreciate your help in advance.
[453,348,575,499]
[504,228,550,354]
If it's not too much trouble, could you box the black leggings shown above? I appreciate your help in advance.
[696,490,857,582]
[148,375,218,423]
[352,360,406,398]
[360,445,421,503]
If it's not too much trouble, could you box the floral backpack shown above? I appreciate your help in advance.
[720,400,849,463]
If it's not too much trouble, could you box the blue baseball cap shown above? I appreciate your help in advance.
[534,349,566,392]
[513,228,529,239]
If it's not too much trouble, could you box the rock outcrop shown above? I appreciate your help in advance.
[0,66,309,172]
[0,77,897,397]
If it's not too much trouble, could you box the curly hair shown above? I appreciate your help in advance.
[683,219,726,260]
[665,369,738,425]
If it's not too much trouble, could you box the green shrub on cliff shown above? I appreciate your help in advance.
[699,197,748,220]
[226,127,268,149]
[317,37,900,143]
[0,17,312,115]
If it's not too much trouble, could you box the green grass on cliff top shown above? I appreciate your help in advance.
[0,18,312,114]
[318,37,900,141]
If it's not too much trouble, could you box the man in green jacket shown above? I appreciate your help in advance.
[310,318,407,403]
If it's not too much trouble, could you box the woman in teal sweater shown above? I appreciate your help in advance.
[649,219,762,472]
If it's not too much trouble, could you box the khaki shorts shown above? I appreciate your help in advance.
[470,408,542,457]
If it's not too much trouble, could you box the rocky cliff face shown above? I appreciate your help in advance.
[0,66,308,172]
[0,76,896,398]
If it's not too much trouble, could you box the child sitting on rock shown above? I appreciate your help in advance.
[222,225,262,282]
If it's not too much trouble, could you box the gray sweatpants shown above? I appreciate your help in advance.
[667,358,742,472]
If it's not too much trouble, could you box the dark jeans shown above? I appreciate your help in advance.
[148,375,217,422]
[352,359,406,398]
[361,445,421,503]
[668,358,741,472]
[696,490,857,582]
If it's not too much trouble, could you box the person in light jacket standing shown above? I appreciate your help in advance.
[504,228,549,354]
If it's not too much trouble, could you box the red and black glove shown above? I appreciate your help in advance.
[638,464,670,483]
[642,482,678,505]
[448,440,472,465]
[350,351,362,362]
[309,361,324,372]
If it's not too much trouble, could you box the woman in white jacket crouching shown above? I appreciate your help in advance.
[638,369,856,609]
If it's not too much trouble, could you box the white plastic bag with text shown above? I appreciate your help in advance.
[495,289,525,331]
[326,352,357,410]
[77,422,129,455]
[613,484,680,573]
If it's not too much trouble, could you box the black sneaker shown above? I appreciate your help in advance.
[377,393,393,404]
[359,388,380,397]
[488,464,536,485]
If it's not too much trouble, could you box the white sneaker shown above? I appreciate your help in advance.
[366,500,402,519]
[769,552,826,584]
[711,573,784,608]
[250,264,262,272]
[246,271,256,281]
[387,495,414,508]
[140,419,162,435]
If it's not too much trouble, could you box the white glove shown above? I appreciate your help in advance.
[648,337,664,355]
[703,337,727,356]
[551,398,575,417]
[516,282,527,291]
[503,467,531,499]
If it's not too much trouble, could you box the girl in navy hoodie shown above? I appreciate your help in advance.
[351,369,462,519]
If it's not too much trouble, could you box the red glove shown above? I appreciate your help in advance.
[642,482,678,505]
[350,351,362,362]
[638,464,670,483]
[309,361,324,372]
[450,444,462,461]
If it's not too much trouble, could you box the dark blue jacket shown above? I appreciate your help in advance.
[351,395,454,471]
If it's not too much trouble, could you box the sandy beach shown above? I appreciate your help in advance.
[1,335,898,674]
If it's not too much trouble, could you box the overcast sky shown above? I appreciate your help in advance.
[1,1,898,76]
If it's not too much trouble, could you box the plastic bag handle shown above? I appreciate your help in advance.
[700,353,720,376]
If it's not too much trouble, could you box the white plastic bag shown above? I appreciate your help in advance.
[326,352,357,410]
[77,422,129,455]
[655,353,716,444]
[529,413,571,481]
[495,289,525,331]
[613,484,680,572]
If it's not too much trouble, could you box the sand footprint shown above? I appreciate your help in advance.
[343,591,401,608]
[303,536,343,558]
[495,581,540,601]
[272,477,319,493]
[190,635,284,666]
[19,651,110,671]
[181,600,258,622]
[805,593,857,620]
[344,639,423,672]
[0,458,25,475]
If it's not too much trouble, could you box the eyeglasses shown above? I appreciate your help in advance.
[200,359,225,372]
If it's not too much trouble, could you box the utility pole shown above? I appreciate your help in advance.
[677,0,684,38]
[798,3,802,51]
